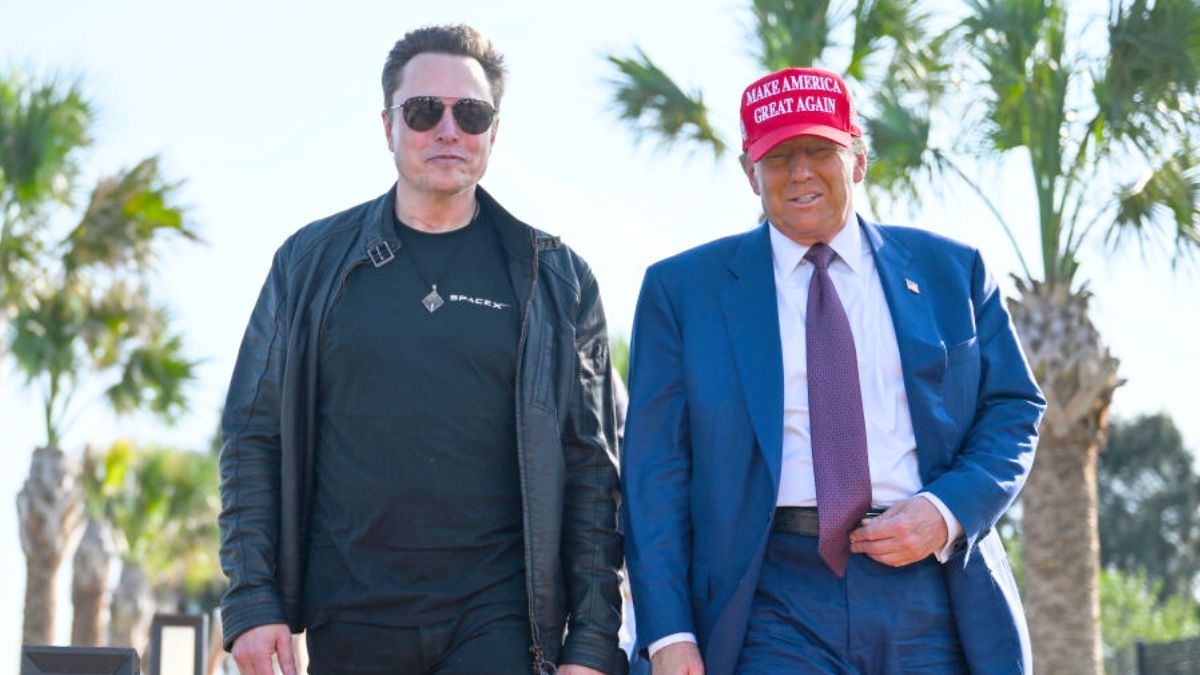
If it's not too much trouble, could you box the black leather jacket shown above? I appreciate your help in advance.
[218,186,626,674]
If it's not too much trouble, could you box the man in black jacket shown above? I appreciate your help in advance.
[218,24,625,675]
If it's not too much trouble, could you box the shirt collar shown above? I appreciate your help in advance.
[768,210,863,279]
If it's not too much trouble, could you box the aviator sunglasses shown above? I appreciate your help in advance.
[389,96,497,135]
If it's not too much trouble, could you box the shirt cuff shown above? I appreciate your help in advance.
[917,492,963,563]
[648,632,697,658]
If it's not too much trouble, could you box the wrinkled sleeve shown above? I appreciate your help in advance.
[559,259,627,674]
[620,264,695,652]
[218,246,291,650]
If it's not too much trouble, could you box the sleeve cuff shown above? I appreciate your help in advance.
[648,632,697,658]
[918,492,963,563]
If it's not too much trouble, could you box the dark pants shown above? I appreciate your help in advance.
[736,532,967,674]
[306,606,532,675]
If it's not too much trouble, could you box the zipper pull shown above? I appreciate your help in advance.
[530,644,552,674]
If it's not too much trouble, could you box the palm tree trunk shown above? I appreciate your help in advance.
[109,561,153,656]
[1009,279,1121,675]
[17,446,83,646]
[71,518,116,646]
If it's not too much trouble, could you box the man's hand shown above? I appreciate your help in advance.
[849,496,948,567]
[231,623,296,675]
[651,641,705,675]
[558,666,607,675]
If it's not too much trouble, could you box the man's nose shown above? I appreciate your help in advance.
[790,156,815,180]
[434,104,461,141]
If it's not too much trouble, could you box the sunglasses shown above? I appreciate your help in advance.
[388,96,497,135]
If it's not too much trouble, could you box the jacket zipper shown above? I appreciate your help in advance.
[514,228,549,674]
[320,256,371,343]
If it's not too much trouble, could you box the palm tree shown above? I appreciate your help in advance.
[100,441,222,657]
[0,72,91,390]
[71,429,225,661]
[3,71,95,648]
[9,159,197,646]
[3,69,199,648]
[606,1,1200,672]
[957,2,1199,671]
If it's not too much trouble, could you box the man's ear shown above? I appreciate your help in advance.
[852,148,867,184]
[740,154,761,196]
[382,109,396,153]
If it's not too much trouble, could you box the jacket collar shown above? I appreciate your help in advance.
[359,183,543,265]
[766,209,864,281]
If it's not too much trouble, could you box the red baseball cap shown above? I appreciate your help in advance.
[740,67,861,162]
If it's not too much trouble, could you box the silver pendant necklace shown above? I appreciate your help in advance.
[398,202,480,313]
[422,285,444,313]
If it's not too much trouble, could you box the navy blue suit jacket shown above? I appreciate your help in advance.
[621,218,1045,675]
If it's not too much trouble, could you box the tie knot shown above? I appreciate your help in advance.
[804,243,837,270]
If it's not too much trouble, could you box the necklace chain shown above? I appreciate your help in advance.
[397,202,481,313]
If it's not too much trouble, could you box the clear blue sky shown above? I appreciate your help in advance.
[2,0,1196,663]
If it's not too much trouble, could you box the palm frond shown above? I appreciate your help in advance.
[963,0,1073,281]
[9,280,90,389]
[64,157,197,274]
[848,0,935,86]
[0,72,92,310]
[861,83,934,203]
[0,224,43,308]
[885,27,955,104]
[606,48,728,158]
[1098,0,1200,142]
[0,72,92,210]
[81,279,157,369]
[105,318,195,422]
[750,0,836,70]
[961,0,1059,152]
[1110,147,1200,265]
[1025,2,1069,174]
[104,442,220,590]
[859,77,1034,279]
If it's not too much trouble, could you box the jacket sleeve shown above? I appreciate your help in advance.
[218,245,291,650]
[620,264,695,650]
[558,258,627,674]
[923,248,1046,553]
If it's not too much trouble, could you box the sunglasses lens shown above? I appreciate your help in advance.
[399,97,495,134]
[402,97,445,132]
[452,99,495,134]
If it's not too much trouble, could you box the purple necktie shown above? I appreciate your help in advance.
[804,242,872,577]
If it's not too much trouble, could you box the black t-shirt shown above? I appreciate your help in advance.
[304,206,526,627]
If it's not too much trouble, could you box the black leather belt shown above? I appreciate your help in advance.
[772,506,886,536]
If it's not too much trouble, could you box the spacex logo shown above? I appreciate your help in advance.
[449,293,510,310]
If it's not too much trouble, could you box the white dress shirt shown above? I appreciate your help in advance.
[647,215,962,658]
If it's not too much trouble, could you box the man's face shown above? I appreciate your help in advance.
[382,52,498,199]
[741,135,866,245]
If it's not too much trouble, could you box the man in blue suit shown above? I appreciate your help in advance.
[621,67,1045,674]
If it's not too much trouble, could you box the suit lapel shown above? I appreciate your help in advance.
[719,223,784,492]
[861,218,947,482]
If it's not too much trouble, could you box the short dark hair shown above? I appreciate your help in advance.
[381,24,507,109]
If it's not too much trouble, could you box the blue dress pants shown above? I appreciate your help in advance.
[736,531,967,674]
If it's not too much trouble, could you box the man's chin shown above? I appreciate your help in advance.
[405,174,483,198]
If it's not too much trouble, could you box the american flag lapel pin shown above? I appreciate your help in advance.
[905,278,920,294]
